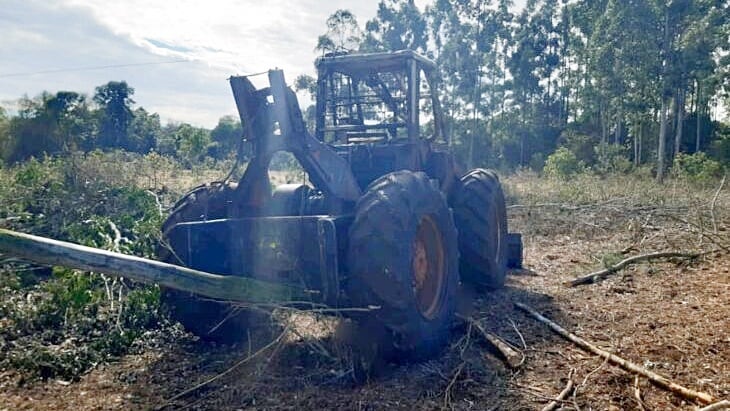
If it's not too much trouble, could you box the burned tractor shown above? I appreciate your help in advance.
[158,50,522,357]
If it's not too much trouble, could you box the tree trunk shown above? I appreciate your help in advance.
[634,121,643,166]
[0,229,306,304]
[615,108,622,145]
[638,121,643,165]
[657,7,670,183]
[675,89,684,158]
[601,102,608,144]
[657,97,668,182]
[634,123,639,166]
[696,80,702,152]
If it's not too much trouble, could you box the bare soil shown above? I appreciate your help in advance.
[1,176,728,410]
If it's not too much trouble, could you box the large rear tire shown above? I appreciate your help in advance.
[158,181,253,343]
[451,169,508,289]
[347,171,459,359]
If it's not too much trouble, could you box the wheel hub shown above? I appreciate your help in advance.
[412,215,446,320]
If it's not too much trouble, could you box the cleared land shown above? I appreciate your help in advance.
[1,170,728,410]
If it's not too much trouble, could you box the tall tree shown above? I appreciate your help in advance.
[361,0,428,52]
[6,91,93,162]
[129,107,161,153]
[94,81,135,150]
[316,10,362,53]
[0,107,10,162]
[210,115,242,159]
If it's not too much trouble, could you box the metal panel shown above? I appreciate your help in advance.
[167,216,345,305]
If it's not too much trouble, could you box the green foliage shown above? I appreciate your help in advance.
[210,115,242,160]
[128,107,161,153]
[174,124,212,166]
[598,252,624,269]
[543,147,585,180]
[710,125,730,165]
[594,143,632,175]
[361,0,428,52]
[0,153,169,380]
[316,9,362,53]
[0,106,10,161]
[672,152,723,186]
[559,131,598,165]
[94,81,135,150]
[5,92,94,163]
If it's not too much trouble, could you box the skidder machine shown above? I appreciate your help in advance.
[0,50,522,362]
[158,49,521,354]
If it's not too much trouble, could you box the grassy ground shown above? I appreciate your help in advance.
[0,154,728,410]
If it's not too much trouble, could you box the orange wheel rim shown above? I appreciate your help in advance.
[413,215,446,319]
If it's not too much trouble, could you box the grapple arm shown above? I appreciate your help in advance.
[230,71,361,203]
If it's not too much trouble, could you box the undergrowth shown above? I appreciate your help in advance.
[502,167,724,208]
[0,151,230,381]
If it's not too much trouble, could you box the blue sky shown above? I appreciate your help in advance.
[0,0,525,127]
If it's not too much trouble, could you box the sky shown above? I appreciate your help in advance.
[0,0,525,128]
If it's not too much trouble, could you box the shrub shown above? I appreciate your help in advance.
[594,143,632,175]
[0,152,168,380]
[559,130,597,164]
[543,147,585,180]
[673,152,723,186]
[709,131,730,165]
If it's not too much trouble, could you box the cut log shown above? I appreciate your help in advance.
[458,314,523,369]
[568,251,699,286]
[0,228,306,304]
[514,302,714,405]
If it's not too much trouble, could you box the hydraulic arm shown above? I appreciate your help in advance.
[229,70,361,208]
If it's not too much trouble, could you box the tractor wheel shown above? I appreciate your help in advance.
[158,181,254,343]
[347,170,458,359]
[160,181,235,237]
[451,169,508,289]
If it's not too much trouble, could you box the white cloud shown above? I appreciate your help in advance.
[1,0,527,127]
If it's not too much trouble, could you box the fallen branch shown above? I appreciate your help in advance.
[711,175,726,234]
[634,375,647,411]
[443,362,465,410]
[660,214,730,252]
[568,251,699,286]
[541,369,575,411]
[514,302,714,405]
[699,400,730,411]
[457,314,524,369]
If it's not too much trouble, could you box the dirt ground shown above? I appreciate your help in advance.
[1,175,728,410]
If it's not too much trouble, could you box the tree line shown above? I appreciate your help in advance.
[2,0,729,179]
[309,0,730,179]
[0,81,242,166]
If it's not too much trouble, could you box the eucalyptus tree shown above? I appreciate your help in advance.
[361,0,429,52]
[315,9,363,54]
[94,81,135,150]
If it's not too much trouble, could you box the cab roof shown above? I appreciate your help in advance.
[315,50,437,76]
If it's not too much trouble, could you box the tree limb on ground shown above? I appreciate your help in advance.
[699,400,730,411]
[710,174,726,234]
[457,314,524,369]
[541,369,574,411]
[568,251,700,286]
[514,302,715,405]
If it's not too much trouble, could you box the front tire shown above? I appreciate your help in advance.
[347,171,459,359]
[451,169,508,289]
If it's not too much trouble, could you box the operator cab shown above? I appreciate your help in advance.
[314,50,446,146]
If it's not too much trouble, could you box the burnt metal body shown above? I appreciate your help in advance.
[165,50,514,309]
